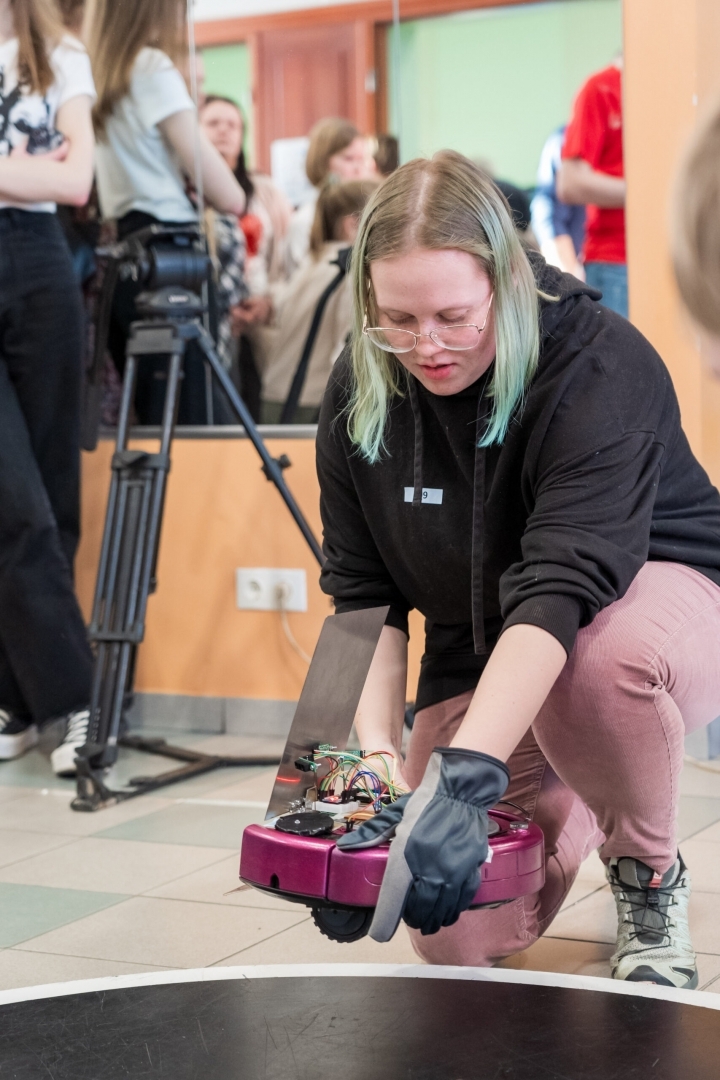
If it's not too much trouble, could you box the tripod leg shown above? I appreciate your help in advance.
[195,326,324,566]
[82,344,184,778]
[75,317,284,810]
[145,348,184,593]
[204,360,214,426]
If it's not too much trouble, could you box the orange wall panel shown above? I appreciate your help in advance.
[77,438,424,703]
[78,439,327,700]
[624,0,700,451]
[625,0,720,482]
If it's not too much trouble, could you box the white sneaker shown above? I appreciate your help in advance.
[607,854,697,989]
[0,710,38,760]
[50,708,91,778]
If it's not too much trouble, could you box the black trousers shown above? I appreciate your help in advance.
[0,209,93,724]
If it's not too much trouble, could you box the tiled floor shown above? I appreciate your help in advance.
[2,734,720,993]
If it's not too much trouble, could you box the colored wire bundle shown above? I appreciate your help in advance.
[315,749,407,815]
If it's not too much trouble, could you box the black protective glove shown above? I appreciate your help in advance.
[336,793,411,848]
[336,746,509,939]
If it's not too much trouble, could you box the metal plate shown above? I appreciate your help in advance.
[265,607,389,820]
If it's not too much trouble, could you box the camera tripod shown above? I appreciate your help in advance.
[73,286,324,811]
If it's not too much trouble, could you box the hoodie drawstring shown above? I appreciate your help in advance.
[408,376,490,655]
[471,421,487,655]
[408,378,425,508]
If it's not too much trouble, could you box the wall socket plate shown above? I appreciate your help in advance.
[236,568,308,612]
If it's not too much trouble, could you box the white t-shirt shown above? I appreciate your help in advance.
[95,48,196,224]
[0,35,96,213]
[286,192,318,275]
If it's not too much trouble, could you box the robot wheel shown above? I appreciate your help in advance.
[311,905,374,943]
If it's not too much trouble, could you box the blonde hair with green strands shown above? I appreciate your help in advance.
[348,150,543,463]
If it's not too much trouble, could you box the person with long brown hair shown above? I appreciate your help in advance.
[286,117,374,275]
[261,177,378,424]
[86,0,245,231]
[200,94,291,417]
[0,0,96,773]
[85,0,246,423]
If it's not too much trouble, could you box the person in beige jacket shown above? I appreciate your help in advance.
[261,178,379,424]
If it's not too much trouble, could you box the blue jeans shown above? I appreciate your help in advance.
[0,209,93,722]
[585,261,628,319]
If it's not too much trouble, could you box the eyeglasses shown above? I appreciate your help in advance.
[363,293,494,354]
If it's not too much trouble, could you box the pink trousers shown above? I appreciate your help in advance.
[403,562,720,967]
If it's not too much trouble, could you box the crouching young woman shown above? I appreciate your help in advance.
[317,150,720,989]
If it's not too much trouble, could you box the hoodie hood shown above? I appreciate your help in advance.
[526,249,602,337]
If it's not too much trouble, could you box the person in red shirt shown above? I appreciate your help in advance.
[558,59,627,317]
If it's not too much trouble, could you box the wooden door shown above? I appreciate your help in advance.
[253,23,374,172]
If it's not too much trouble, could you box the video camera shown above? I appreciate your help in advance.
[106,224,211,293]
[82,224,213,450]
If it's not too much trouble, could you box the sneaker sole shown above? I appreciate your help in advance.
[50,742,84,778]
[620,964,699,990]
[0,725,39,760]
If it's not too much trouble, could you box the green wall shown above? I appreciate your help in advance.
[388,0,622,188]
[201,43,254,167]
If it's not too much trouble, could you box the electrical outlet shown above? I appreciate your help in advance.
[236,568,308,612]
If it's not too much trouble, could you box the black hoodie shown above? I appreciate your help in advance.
[317,257,720,711]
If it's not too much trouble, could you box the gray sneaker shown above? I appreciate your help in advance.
[606,855,697,989]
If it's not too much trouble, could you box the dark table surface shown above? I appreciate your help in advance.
[2,968,719,1080]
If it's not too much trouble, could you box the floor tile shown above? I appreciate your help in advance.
[145,766,264,800]
[0,786,34,804]
[124,728,207,746]
[684,891,720,955]
[20,896,308,968]
[214,915,421,967]
[1,789,172,837]
[145,854,300,911]
[0,883,128,948]
[498,946,720,989]
[498,937,614,979]
[574,852,608,885]
[0,830,76,870]
[680,761,720,799]
[548,885,720,954]
[546,885,616,944]
[0,950,170,992]
[687,818,720,844]
[559,877,606,912]
[94,802,263,848]
[500,944,720,988]
[189,735,285,759]
[0,837,234,895]
[677,795,720,841]
[677,838,720,892]
[0,750,75,790]
[199,769,277,805]
[697,953,720,991]
[103,745,256,795]
[0,740,265,797]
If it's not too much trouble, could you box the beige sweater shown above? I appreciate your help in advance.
[262,241,351,409]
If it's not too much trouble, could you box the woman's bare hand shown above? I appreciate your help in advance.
[230,295,272,335]
[362,748,411,794]
[45,140,70,162]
